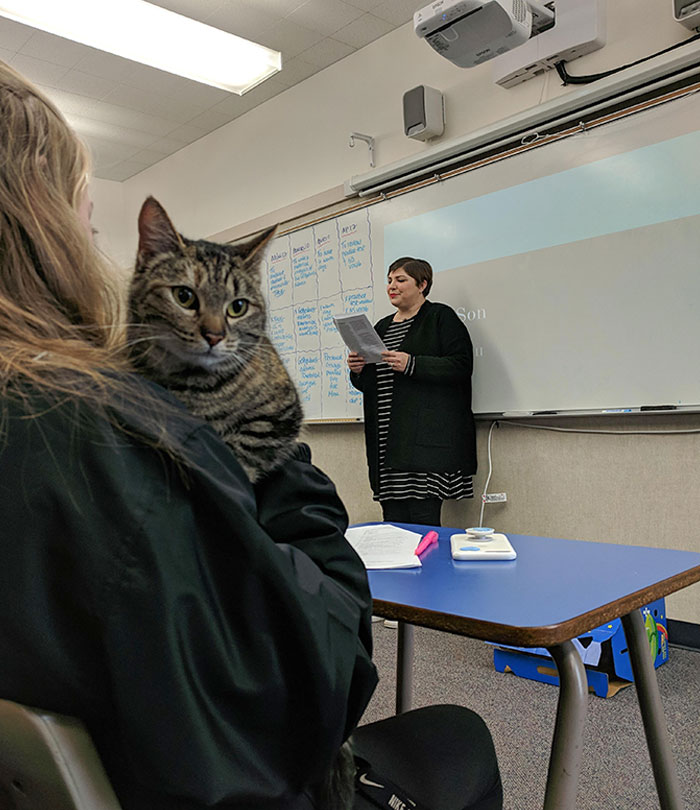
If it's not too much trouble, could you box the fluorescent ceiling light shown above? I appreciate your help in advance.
[0,0,281,94]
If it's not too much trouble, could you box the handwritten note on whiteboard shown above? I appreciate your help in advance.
[263,208,376,420]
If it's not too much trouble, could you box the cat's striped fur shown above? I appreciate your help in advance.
[127,196,303,482]
[128,198,355,810]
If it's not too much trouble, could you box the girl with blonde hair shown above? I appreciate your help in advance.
[0,60,123,400]
[0,60,501,810]
[0,58,379,810]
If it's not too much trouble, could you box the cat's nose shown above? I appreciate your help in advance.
[203,331,224,347]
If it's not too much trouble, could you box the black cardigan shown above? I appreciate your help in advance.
[0,378,377,810]
[350,300,477,495]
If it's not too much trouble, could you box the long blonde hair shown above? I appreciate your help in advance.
[0,59,129,406]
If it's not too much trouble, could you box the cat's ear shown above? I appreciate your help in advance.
[238,224,278,265]
[137,196,185,263]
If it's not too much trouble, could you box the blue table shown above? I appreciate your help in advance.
[364,524,700,810]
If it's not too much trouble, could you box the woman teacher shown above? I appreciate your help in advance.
[348,257,476,527]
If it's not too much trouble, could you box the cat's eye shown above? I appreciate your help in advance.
[226,299,249,318]
[172,286,198,309]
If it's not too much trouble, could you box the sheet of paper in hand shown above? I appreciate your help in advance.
[333,313,386,364]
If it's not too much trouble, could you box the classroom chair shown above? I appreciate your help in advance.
[0,698,122,810]
[0,698,502,810]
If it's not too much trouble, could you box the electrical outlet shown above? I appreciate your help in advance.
[482,492,507,503]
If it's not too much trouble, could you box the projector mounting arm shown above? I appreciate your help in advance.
[349,132,375,168]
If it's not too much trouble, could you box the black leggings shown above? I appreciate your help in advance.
[380,498,442,527]
[352,705,502,810]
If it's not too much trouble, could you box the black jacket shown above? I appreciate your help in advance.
[350,300,477,495]
[0,377,377,809]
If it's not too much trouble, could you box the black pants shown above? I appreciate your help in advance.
[352,705,502,810]
[380,497,442,527]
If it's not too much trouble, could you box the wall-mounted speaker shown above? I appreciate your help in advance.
[402,85,445,141]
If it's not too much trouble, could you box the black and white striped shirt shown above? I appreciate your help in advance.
[375,316,473,502]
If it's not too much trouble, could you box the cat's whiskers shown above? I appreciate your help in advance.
[124,334,165,348]
[128,196,301,484]
[226,347,266,367]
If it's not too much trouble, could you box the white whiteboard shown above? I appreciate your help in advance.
[263,92,700,418]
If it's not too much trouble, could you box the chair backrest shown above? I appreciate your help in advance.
[0,698,122,810]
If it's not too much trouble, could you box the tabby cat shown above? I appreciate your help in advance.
[128,198,355,810]
[127,196,303,482]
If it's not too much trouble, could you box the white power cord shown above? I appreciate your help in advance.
[478,417,700,525]
[478,420,498,526]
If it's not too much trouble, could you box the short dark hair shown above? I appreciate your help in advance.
[388,256,433,296]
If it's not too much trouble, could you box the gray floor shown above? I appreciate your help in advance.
[359,624,700,810]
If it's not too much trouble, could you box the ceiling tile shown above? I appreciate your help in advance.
[57,97,178,138]
[101,84,168,117]
[276,56,318,87]
[287,0,365,37]
[52,69,118,100]
[165,123,212,143]
[125,111,190,137]
[259,19,325,58]
[108,159,152,180]
[130,147,172,164]
[119,66,231,107]
[146,0,227,19]
[82,134,140,165]
[371,0,419,25]
[86,121,157,150]
[252,0,305,17]
[236,77,287,111]
[186,107,237,131]
[97,162,147,182]
[253,0,308,14]
[333,13,394,48]
[117,129,162,152]
[9,54,68,87]
[20,31,92,67]
[209,93,248,117]
[342,0,385,11]
[0,46,13,62]
[147,135,193,154]
[73,49,142,84]
[299,37,354,69]
[205,1,280,40]
[103,84,207,124]
[38,84,106,119]
[211,76,287,118]
[0,18,34,53]
[93,165,124,181]
[46,90,179,138]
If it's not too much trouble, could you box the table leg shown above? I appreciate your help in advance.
[621,609,683,810]
[542,641,588,810]
[396,622,414,714]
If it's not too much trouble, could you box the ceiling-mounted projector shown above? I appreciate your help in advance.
[414,0,532,68]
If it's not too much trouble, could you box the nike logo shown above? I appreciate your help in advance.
[358,772,385,789]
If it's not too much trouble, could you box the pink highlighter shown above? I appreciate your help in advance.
[415,530,439,556]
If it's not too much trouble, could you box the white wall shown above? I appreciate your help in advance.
[94,0,700,624]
